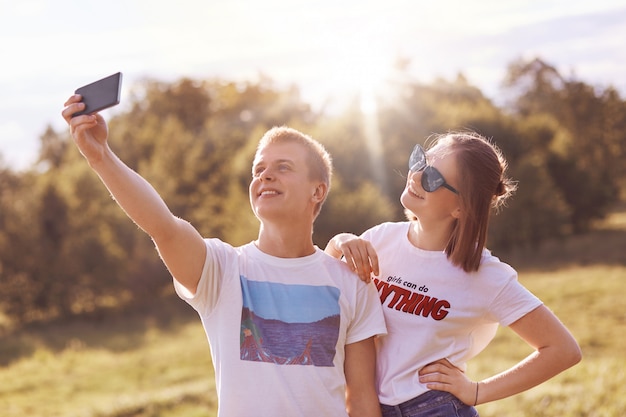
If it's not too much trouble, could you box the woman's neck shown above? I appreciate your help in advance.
[407,219,453,251]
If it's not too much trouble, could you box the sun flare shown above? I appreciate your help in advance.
[328,40,393,187]
[326,35,394,113]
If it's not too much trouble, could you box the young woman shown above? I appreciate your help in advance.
[325,131,581,417]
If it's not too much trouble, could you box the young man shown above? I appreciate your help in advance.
[62,94,387,417]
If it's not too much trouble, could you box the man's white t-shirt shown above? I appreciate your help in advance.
[174,239,387,417]
[361,222,542,406]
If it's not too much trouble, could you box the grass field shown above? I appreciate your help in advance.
[1,210,625,416]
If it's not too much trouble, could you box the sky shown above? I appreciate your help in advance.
[1,0,625,170]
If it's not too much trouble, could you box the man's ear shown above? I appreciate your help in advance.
[312,183,328,202]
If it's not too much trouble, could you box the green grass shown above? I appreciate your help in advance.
[0,306,216,417]
[472,265,626,417]
[1,211,625,416]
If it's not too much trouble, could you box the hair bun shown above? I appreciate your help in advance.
[495,180,506,197]
[492,178,517,210]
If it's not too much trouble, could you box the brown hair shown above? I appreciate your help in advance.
[409,131,516,272]
[256,126,333,217]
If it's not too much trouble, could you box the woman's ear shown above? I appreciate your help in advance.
[451,207,462,219]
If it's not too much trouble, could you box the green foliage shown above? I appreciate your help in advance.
[1,57,625,325]
[315,178,396,247]
[0,168,41,323]
[490,151,570,249]
[504,57,625,232]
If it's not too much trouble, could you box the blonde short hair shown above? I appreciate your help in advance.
[256,126,333,217]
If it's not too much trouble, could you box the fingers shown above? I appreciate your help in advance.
[359,240,378,278]
[343,242,377,283]
[63,94,82,107]
[419,373,476,406]
[71,115,99,138]
[342,246,370,282]
[419,358,460,375]
[61,95,101,137]
[419,363,446,379]
[417,359,477,405]
[420,381,453,394]
[330,234,380,283]
[418,360,459,385]
[351,243,370,280]
[61,94,93,123]
[368,243,379,276]
[418,368,456,393]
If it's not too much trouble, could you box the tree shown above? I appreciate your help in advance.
[504,57,624,232]
[4,66,623,326]
[37,125,70,170]
[315,178,396,248]
[0,166,41,324]
[489,137,571,250]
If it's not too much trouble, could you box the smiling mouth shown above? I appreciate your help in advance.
[259,190,279,197]
[408,184,424,199]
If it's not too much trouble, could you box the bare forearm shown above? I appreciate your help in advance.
[88,146,206,291]
[476,306,582,405]
[89,146,178,240]
[419,306,581,406]
[476,343,581,404]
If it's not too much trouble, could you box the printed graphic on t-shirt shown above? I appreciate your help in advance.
[239,276,340,367]
[373,276,451,321]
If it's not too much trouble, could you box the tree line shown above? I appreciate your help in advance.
[1,57,624,327]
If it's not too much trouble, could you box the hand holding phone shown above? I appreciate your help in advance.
[72,72,123,117]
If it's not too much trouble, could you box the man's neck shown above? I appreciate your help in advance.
[255,223,316,258]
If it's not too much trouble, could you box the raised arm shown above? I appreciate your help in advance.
[62,95,206,294]
[325,233,379,282]
[418,305,582,405]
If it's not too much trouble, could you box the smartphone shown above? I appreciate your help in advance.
[72,72,123,117]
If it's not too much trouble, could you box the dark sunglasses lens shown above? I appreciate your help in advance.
[409,145,426,172]
[422,167,445,192]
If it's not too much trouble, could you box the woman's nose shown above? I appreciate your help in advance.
[409,168,423,181]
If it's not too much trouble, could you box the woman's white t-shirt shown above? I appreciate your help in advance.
[361,222,542,406]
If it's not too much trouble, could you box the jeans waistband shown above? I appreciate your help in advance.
[381,390,474,417]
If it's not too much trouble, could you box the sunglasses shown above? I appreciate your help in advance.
[408,144,460,195]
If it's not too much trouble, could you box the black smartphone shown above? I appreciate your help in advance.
[72,72,123,117]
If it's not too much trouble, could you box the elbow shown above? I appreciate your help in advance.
[568,342,583,367]
[540,335,582,373]
[559,338,583,370]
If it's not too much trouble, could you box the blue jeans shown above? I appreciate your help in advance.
[381,390,478,417]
